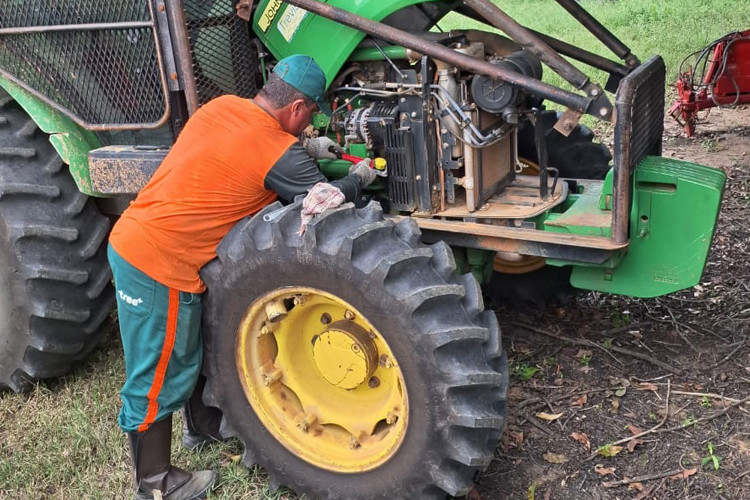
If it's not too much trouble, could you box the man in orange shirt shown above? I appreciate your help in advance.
[108,54,375,500]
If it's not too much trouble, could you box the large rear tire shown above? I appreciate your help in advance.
[201,201,508,499]
[490,110,612,307]
[0,90,114,392]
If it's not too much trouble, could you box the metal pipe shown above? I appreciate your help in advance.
[280,0,598,118]
[553,0,640,68]
[0,21,153,35]
[527,28,629,77]
[164,0,199,114]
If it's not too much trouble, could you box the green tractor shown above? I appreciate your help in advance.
[0,0,725,498]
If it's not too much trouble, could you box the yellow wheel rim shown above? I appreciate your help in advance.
[236,287,408,473]
[493,157,546,274]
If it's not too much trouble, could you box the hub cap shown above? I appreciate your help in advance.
[236,287,408,472]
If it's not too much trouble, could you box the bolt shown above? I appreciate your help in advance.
[368,376,380,388]
[386,411,399,425]
[260,325,271,336]
[415,175,422,181]
[599,107,609,117]
[293,295,305,306]
[400,97,406,103]
[410,111,417,118]
[170,72,178,81]
[590,88,599,96]
[379,354,393,368]
[320,313,332,325]
[344,310,355,320]
[158,3,166,12]
[349,436,361,449]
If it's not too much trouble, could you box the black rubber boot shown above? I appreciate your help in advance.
[182,375,225,450]
[128,415,217,500]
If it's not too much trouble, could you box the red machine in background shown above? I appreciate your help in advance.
[670,30,750,136]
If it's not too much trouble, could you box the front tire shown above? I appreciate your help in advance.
[201,202,508,499]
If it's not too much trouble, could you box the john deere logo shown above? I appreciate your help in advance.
[258,0,283,33]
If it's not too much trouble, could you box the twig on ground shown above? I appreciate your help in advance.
[519,412,554,436]
[583,380,671,462]
[602,469,683,488]
[514,322,683,375]
[661,393,750,432]
[703,334,747,370]
[671,390,750,407]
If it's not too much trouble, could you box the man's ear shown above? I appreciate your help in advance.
[290,98,307,116]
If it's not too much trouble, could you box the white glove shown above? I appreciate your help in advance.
[298,183,346,235]
[305,137,342,160]
[349,159,377,187]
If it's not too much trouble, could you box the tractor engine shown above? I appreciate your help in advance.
[325,33,542,215]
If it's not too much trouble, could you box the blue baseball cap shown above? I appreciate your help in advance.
[273,54,331,116]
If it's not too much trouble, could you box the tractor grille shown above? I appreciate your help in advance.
[611,55,666,243]
[183,0,261,107]
[613,56,665,175]
[0,0,168,130]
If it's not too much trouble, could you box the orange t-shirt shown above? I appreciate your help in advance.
[109,96,297,292]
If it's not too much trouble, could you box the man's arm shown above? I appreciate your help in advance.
[263,144,361,204]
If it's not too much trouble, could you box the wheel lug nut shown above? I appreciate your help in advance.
[344,310,355,320]
[368,376,380,388]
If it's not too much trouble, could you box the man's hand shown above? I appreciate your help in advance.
[305,137,342,160]
[298,183,346,235]
[349,159,377,187]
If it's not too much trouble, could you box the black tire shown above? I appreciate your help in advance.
[201,201,508,499]
[0,89,114,392]
[516,109,612,180]
[489,110,612,308]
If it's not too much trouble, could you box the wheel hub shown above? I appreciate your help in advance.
[312,321,378,390]
[236,287,408,472]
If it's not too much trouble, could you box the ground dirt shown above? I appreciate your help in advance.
[476,107,750,500]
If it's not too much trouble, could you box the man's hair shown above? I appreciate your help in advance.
[257,73,314,109]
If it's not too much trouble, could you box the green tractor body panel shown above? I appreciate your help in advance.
[0,76,102,196]
[252,0,441,85]
[571,156,725,297]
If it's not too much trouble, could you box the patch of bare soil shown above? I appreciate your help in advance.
[478,107,750,500]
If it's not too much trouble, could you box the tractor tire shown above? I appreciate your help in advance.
[0,90,114,392]
[516,109,612,180]
[489,110,612,308]
[201,201,508,499]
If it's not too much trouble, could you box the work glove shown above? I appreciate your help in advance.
[298,182,346,235]
[349,159,377,187]
[304,137,342,160]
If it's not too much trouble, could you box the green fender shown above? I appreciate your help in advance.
[253,0,447,86]
[0,76,102,196]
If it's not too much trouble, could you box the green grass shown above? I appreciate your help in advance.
[439,0,750,99]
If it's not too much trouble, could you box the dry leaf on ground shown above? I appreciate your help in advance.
[627,438,645,453]
[627,424,643,435]
[670,467,698,480]
[536,412,563,421]
[571,432,590,451]
[543,452,569,464]
[594,465,616,476]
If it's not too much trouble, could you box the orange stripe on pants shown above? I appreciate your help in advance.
[138,288,180,432]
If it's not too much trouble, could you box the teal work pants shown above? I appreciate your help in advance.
[108,245,203,433]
